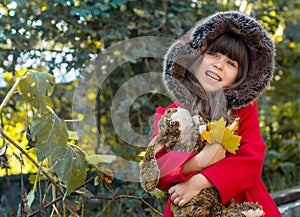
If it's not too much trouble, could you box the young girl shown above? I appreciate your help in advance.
[151,11,282,217]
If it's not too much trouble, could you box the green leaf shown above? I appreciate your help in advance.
[68,130,79,140]
[75,187,94,197]
[25,189,35,212]
[31,112,68,161]
[150,188,165,199]
[19,70,55,111]
[49,145,87,196]
[86,154,116,165]
[28,173,47,185]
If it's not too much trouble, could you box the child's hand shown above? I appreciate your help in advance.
[168,173,213,206]
[182,143,226,174]
[196,143,226,169]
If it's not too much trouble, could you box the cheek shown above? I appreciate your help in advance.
[192,61,205,79]
[194,68,205,82]
[228,71,239,84]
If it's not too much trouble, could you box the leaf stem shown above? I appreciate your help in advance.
[0,78,20,113]
[64,119,82,122]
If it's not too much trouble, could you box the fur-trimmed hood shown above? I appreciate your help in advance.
[163,11,275,111]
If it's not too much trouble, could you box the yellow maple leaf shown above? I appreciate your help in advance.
[209,117,226,143]
[202,130,210,141]
[202,117,241,154]
[221,128,241,154]
[227,118,240,132]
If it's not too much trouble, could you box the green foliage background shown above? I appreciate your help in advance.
[0,0,299,216]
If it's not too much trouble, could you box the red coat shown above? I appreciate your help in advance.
[152,102,282,217]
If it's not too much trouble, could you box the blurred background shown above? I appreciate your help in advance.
[0,0,299,216]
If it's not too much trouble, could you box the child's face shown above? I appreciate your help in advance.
[194,51,239,92]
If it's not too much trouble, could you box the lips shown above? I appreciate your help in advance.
[205,71,221,81]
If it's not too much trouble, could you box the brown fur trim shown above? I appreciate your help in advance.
[163,11,275,110]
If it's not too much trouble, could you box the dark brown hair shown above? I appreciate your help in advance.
[186,32,251,122]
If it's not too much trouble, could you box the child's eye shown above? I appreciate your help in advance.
[227,61,235,66]
[206,51,217,57]
[227,60,238,68]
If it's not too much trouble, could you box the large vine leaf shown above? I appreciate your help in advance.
[49,145,87,196]
[30,112,68,162]
[18,70,55,111]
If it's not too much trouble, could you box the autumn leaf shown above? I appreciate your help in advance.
[207,117,226,143]
[202,118,226,144]
[227,118,240,132]
[202,117,241,154]
[202,130,210,142]
[221,128,241,154]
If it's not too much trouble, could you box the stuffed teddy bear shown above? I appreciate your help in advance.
[140,107,264,217]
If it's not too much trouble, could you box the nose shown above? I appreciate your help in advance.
[213,62,223,69]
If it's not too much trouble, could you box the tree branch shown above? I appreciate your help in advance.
[72,192,163,216]
[28,196,63,217]
[0,127,79,217]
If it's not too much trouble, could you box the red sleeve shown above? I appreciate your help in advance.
[201,102,266,203]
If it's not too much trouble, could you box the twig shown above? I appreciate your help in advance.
[0,127,79,217]
[28,174,163,217]
[28,196,63,217]
[27,173,99,216]
[72,192,163,216]
[0,128,162,216]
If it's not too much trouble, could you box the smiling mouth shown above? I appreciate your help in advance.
[206,71,221,81]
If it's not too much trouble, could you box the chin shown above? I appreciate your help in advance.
[203,86,222,93]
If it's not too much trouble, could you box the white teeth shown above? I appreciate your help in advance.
[206,71,221,81]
